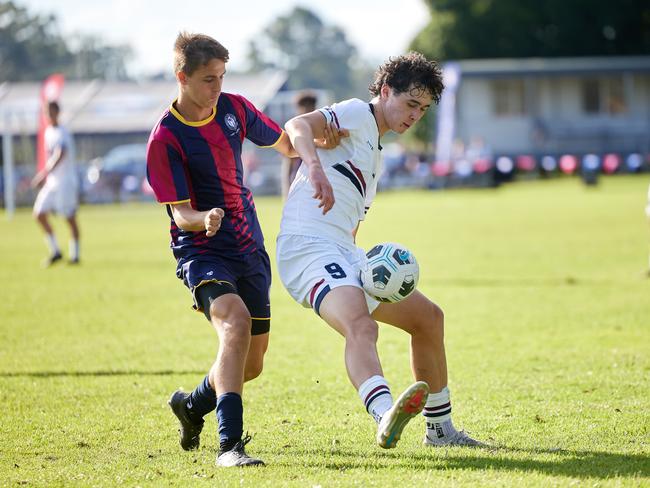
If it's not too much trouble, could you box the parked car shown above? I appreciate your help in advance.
[84,143,150,203]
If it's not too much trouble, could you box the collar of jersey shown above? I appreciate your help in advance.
[170,100,216,127]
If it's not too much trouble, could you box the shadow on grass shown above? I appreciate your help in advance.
[0,370,205,378]
[276,446,649,479]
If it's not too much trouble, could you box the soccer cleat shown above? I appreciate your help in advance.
[216,434,265,467]
[424,429,486,447]
[43,252,63,267]
[376,381,429,449]
[168,390,204,451]
[68,257,80,265]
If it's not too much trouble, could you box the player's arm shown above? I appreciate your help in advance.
[273,123,348,158]
[284,112,336,214]
[170,202,224,237]
[31,145,66,188]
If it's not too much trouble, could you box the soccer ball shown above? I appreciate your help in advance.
[360,242,419,303]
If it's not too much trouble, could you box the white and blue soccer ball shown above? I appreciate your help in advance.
[360,242,419,303]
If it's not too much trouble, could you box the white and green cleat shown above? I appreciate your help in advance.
[376,381,429,449]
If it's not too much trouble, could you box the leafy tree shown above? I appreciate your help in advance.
[246,7,357,98]
[0,1,131,81]
[411,0,650,60]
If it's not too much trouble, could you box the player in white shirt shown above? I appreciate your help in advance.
[277,52,483,449]
[32,101,80,266]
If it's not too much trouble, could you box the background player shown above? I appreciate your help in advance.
[31,101,80,266]
[280,91,318,199]
[146,32,343,467]
[277,52,484,449]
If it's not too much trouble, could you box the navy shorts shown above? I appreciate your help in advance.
[176,249,271,335]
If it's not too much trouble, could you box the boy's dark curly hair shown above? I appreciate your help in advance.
[368,52,444,104]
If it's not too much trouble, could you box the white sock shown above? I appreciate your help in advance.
[423,387,457,440]
[358,375,393,424]
[69,239,80,260]
[45,234,60,255]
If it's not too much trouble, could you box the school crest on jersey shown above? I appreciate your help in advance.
[225,113,239,134]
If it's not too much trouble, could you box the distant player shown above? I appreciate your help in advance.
[146,32,343,467]
[281,91,318,199]
[32,101,80,266]
[277,52,484,449]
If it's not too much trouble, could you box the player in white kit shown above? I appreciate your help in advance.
[32,101,80,266]
[277,53,483,449]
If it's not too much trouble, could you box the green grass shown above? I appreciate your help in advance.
[1,176,649,486]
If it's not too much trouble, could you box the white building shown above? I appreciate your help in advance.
[446,56,650,156]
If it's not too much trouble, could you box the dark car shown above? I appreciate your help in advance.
[84,143,150,203]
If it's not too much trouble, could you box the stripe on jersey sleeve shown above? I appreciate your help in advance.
[232,94,283,147]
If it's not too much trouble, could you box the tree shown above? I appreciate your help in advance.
[246,7,357,98]
[0,1,131,81]
[411,0,650,60]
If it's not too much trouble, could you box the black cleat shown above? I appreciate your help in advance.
[168,390,204,451]
[216,434,265,467]
[43,252,63,267]
[68,257,80,265]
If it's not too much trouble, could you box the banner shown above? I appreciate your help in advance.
[434,62,461,165]
[36,73,65,172]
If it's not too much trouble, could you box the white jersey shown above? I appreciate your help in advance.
[279,98,383,248]
[44,124,77,186]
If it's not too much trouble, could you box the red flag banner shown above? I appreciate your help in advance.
[36,74,65,172]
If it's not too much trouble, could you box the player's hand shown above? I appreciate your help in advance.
[204,208,225,237]
[309,164,335,214]
[31,171,46,189]
[314,122,349,149]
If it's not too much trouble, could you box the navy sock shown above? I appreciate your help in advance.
[216,392,243,451]
[186,375,217,422]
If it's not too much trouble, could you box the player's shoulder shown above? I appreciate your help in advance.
[330,98,370,114]
[220,92,254,110]
[148,107,181,149]
[321,98,372,129]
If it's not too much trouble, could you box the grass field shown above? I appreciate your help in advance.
[1,176,649,487]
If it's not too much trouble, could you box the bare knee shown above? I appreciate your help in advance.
[244,356,264,382]
[346,317,379,345]
[410,301,444,339]
[210,304,251,346]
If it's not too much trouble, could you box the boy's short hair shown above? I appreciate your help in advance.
[295,91,318,112]
[369,52,444,104]
[174,32,229,76]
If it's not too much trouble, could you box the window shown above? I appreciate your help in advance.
[581,77,627,115]
[492,79,526,116]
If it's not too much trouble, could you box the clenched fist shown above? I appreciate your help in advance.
[204,208,225,237]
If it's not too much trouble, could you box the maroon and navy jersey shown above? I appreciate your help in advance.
[146,92,283,260]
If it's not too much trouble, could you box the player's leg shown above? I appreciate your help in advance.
[372,290,447,391]
[65,212,80,264]
[372,290,484,447]
[237,249,272,382]
[33,188,62,265]
[318,285,385,385]
[207,291,264,466]
[244,333,268,382]
[276,235,427,448]
[318,286,428,449]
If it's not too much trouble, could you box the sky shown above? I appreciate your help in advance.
[20,0,430,77]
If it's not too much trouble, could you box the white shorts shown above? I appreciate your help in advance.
[276,234,380,315]
[33,180,78,217]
